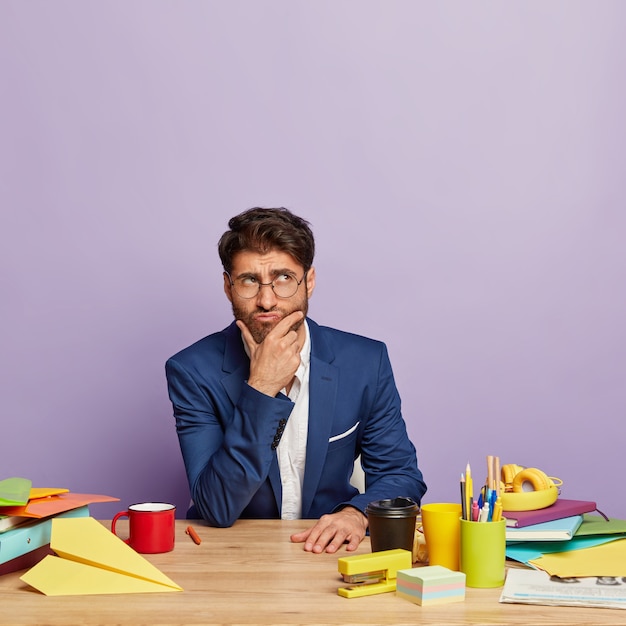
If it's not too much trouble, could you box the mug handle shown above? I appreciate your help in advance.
[111,510,130,543]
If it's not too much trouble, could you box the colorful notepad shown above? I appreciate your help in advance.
[396,566,465,606]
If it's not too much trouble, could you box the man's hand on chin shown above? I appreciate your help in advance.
[290,507,368,554]
[238,310,304,397]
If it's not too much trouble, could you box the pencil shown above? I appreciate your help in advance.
[494,455,500,496]
[460,473,467,521]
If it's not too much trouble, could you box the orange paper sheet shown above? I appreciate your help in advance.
[0,492,118,518]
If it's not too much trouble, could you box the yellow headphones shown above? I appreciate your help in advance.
[500,464,563,511]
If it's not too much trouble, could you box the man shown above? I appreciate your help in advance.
[165,207,426,554]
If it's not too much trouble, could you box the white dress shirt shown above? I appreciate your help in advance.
[277,321,311,519]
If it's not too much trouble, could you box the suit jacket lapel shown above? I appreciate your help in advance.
[301,321,338,517]
[221,322,249,407]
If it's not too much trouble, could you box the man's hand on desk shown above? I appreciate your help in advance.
[290,507,368,554]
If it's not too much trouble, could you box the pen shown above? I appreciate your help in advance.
[186,525,202,545]
[488,489,496,522]
[478,502,490,522]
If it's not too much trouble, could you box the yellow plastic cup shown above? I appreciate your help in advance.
[459,518,506,588]
[420,503,462,571]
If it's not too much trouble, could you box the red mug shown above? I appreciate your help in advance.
[111,502,176,553]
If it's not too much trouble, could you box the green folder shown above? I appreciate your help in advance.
[0,477,33,507]
[574,514,626,537]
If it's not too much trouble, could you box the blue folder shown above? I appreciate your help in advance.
[0,505,89,565]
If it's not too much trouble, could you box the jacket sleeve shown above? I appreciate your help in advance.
[165,357,293,527]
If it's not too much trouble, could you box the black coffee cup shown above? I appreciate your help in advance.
[366,497,419,553]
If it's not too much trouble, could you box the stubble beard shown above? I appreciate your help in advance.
[232,297,308,344]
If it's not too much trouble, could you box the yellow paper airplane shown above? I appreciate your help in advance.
[20,517,182,595]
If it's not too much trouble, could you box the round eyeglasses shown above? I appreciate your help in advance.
[226,271,307,299]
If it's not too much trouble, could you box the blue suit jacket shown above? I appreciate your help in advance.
[165,318,426,526]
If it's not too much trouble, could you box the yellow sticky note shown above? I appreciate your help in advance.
[29,487,70,500]
[20,517,182,595]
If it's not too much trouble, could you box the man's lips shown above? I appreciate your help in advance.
[253,312,282,323]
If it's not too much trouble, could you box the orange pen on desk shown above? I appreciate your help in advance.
[186,525,202,545]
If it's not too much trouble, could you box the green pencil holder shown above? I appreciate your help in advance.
[459,518,506,588]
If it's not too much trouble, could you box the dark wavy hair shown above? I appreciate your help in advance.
[218,207,315,274]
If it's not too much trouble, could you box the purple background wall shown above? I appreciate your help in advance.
[2,2,625,520]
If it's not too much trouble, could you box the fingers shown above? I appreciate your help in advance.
[305,524,350,554]
[290,511,367,554]
[236,319,256,351]
[344,534,361,552]
[315,527,351,554]
[275,309,304,333]
[290,523,332,553]
[290,528,312,543]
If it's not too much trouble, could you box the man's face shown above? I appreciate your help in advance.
[224,250,316,344]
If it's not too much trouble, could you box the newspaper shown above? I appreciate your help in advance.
[500,569,626,610]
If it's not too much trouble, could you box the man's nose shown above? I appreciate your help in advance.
[256,282,278,308]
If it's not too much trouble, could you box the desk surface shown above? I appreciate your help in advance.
[1,519,624,625]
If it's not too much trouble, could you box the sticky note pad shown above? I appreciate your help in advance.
[396,565,466,606]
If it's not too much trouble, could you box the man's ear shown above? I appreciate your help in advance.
[306,266,316,298]
[223,272,233,302]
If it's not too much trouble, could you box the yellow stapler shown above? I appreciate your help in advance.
[337,549,412,598]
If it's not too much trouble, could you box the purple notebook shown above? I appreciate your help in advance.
[503,498,599,528]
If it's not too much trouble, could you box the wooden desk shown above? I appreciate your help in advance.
[1,519,624,625]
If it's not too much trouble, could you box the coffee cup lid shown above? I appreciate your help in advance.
[366,497,419,517]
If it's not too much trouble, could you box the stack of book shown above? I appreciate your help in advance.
[0,477,118,575]
[504,498,601,542]
[501,497,626,609]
